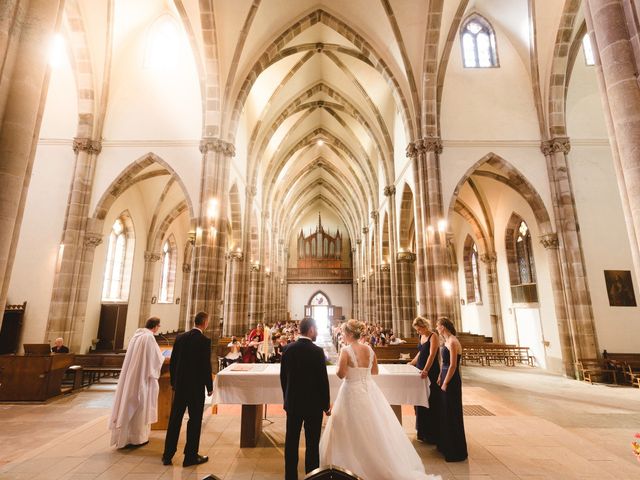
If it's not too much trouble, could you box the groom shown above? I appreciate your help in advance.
[280,317,331,480]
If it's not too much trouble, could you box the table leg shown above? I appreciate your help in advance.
[240,404,264,448]
[391,405,402,425]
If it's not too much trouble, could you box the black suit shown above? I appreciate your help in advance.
[280,337,330,480]
[163,328,213,461]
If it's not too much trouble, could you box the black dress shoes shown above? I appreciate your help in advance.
[161,456,172,466]
[183,454,208,467]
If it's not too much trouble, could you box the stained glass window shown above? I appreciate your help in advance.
[102,214,134,301]
[582,34,595,66]
[159,236,177,303]
[516,221,535,284]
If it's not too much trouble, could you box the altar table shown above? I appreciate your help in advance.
[212,363,429,447]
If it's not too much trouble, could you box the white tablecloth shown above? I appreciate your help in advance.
[212,363,430,407]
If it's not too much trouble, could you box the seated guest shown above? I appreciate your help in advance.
[242,336,260,363]
[247,323,264,343]
[389,334,406,345]
[51,337,69,353]
[222,336,242,368]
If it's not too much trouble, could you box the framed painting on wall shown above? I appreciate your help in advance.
[604,270,637,307]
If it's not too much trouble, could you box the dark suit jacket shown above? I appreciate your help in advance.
[280,338,330,415]
[51,345,69,353]
[169,328,213,393]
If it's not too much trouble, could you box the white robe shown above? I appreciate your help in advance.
[109,328,164,448]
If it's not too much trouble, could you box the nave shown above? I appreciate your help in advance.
[1,366,638,480]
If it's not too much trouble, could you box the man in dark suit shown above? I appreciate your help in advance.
[280,317,330,480]
[162,311,213,467]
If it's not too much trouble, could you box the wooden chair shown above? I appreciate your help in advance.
[575,360,618,384]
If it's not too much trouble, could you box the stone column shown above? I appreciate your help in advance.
[46,139,102,350]
[190,139,234,344]
[396,251,417,337]
[384,185,401,330]
[138,251,161,326]
[541,138,599,365]
[0,0,65,315]
[178,259,192,331]
[263,270,273,324]
[351,247,359,319]
[541,233,578,376]
[585,0,640,284]
[223,251,245,336]
[248,263,264,326]
[479,252,504,342]
[378,263,392,329]
[371,211,383,325]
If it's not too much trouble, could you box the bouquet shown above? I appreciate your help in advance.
[633,433,640,462]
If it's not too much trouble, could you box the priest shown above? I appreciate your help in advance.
[109,317,164,448]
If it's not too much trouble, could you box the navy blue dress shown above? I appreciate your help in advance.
[438,345,468,462]
[414,333,441,443]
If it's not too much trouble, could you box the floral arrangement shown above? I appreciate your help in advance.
[633,433,640,462]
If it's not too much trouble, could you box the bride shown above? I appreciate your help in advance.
[319,319,441,480]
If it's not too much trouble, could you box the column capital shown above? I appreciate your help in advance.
[396,251,417,263]
[370,211,378,222]
[356,238,361,245]
[379,263,391,272]
[228,250,244,260]
[73,137,102,155]
[250,263,260,272]
[199,137,236,156]
[480,252,497,264]
[383,185,396,196]
[541,137,570,156]
[188,231,196,245]
[539,233,559,249]
[362,227,369,234]
[84,233,103,248]
[182,263,191,273]
[248,185,257,197]
[351,247,356,253]
[406,137,443,157]
[144,251,161,262]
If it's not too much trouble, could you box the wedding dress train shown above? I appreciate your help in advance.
[319,344,441,480]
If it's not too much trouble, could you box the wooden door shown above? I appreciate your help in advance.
[97,303,128,351]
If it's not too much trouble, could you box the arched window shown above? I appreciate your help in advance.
[516,221,535,284]
[506,215,538,303]
[159,235,177,303]
[582,34,595,66]
[463,236,482,303]
[144,14,181,69]
[102,213,135,301]
[461,14,498,68]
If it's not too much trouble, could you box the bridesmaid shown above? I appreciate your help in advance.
[435,317,468,462]
[409,316,441,444]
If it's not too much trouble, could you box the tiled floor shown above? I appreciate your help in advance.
[0,367,638,479]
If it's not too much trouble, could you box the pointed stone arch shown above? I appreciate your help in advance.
[398,183,416,252]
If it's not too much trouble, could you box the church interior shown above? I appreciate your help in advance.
[0,0,639,478]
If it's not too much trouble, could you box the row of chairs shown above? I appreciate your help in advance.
[462,343,534,367]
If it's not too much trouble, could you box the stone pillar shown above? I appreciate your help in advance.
[0,0,65,315]
[396,251,417,337]
[378,263,392,329]
[351,247,358,319]
[178,258,192,331]
[248,263,264,326]
[371,211,383,325]
[585,0,640,284]
[138,251,161,326]
[46,138,102,350]
[223,251,244,336]
[479,252,504,342]
[384,185,401,330]
[263,270,273,324]
[541,138,599,366]
[190,139,234,344]
[541,233,578,376]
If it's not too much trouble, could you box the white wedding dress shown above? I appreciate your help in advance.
[319,344,441,480]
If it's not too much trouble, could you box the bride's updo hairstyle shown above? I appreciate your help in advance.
[342,319,365,339]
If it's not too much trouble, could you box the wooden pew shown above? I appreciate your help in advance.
[575,359,618,384]
[73,353,125,385]
[0,353,74,401]
[603,352,640,386]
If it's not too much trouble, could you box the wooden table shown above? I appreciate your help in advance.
[212,363,430,447]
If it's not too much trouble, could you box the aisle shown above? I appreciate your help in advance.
[315,326,339,364]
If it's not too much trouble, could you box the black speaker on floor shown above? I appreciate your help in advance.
[201,476,222,480]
